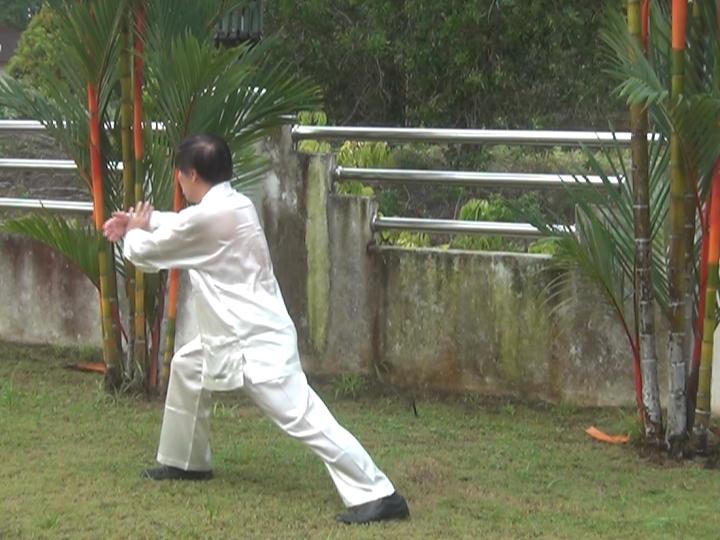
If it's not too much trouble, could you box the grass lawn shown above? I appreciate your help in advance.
[1,341,719,539]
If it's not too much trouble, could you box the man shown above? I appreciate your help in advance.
[103,134,409,525]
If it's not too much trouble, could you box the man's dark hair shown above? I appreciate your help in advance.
[174,134,233,185]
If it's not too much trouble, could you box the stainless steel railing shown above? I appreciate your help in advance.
[292,125,643,147]
[0,197,92,213]
[335,167,620,189]
[0,120,611,237]
[371,216,545,238]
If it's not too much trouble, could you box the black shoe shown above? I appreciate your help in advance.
[336,492,410,524]
[141,465,213,481]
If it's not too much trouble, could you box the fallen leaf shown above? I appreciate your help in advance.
[585,426,630,444]
[64,362,106,374]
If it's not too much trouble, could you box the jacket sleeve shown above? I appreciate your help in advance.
[123,207,222,272]
[149,211,181,231]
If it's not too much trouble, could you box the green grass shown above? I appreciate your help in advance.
[1,342,719,539]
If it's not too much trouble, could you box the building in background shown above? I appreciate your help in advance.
[216,0,263,47]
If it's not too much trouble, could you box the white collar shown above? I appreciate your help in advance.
[199,181,232,205]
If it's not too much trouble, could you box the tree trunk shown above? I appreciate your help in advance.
[162,186,185,394]
[88,82,122,389]
[133,1,148,387]
[120,10,136,380]
[666,0,689,454]
[693,161,720,448]
[629,0,664,442]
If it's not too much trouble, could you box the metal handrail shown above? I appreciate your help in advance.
[0,159,128,171]
[293,126,647,147]
[0,116,296,133]
[0,120,47,132]
[0,197,93,213]
[336,167,621,188]
[0,158,79,171]
[372,215,547,238]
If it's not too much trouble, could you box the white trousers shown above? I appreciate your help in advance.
[156,339,396,507]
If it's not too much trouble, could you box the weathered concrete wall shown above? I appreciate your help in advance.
[373,248,637,406]
[0,233,101,347]
[257,133,676,408]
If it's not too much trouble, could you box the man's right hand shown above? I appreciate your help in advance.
[103,211,130,243]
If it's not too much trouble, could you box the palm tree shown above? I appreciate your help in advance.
[537,1,720,448]
[0,0,321,392]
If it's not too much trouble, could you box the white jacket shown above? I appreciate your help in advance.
[123,181,302,390]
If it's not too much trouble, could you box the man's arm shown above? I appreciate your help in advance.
[121,203,219,273]
[149,211,181,231]
[103,209,180,242]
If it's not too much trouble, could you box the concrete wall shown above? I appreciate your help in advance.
[258,135,674,408]
[0,233,101,347]
[0,126,706,410]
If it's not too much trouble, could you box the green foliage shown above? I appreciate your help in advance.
[528,238,562,256]
[526,140,671,325]
[450,195,532,252]
[266,0,625,128]
[458,197,515,223]
[378,230,431,248]
[337,140,393,169]
[336,181,374,197]
[332,373,367,399]
[6,6,62,97]
[391,144,449,170]
[297,110,331,153]
[484,146,623,176]
[334,141,394,196]
[0,106,18,119]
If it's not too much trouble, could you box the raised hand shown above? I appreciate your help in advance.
[103,211,130,243]
[127,201,154,233]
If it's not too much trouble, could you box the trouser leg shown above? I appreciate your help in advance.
[156,336,213,471]
[243,371,395,507]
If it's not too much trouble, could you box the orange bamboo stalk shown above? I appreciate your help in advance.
[162,180,185,392]
[672,1,688,49]
[88,84,104,229]
[133,1,149,388]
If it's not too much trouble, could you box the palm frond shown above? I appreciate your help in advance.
[142,31,321,206]
[601,9,669,111]
[46,0,126,86]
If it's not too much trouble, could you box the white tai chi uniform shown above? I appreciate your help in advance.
[123,181,394,507]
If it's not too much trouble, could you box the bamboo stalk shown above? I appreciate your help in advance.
[88,82,122,389]
[162,185,184,393]
[133,1,148,387]
[693,162,720,446]
[120,9,136,380]
[629,0,663,442]
[666,0,689,453]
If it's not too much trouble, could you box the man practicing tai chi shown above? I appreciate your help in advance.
[103,134,409,525]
